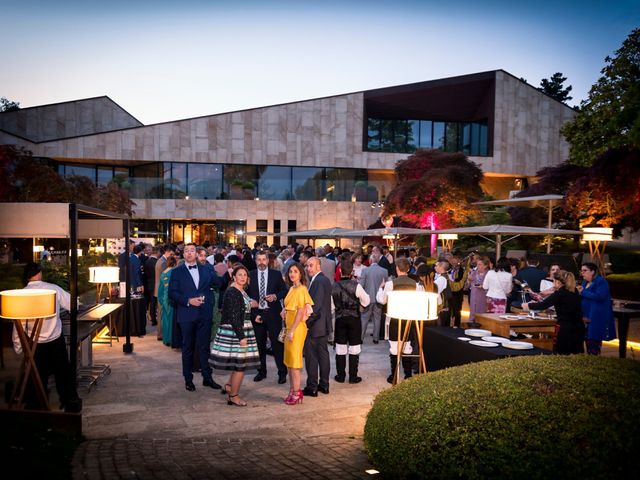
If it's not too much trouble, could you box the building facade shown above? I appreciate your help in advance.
[0,70,575,246]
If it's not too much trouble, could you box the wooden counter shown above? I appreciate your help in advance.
[474,313,556,350]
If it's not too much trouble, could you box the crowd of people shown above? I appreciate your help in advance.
[12,240,618,411]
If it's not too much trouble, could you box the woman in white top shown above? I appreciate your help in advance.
[482,257,513,314]
[351,252,367,281]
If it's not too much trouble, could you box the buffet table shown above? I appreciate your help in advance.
[423,327,551,372]
[474,313,556,350]
[113,296,147,337]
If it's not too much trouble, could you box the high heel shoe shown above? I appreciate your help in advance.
[285,389,303,405]
[227,394,247,407]
[283,389,295,403]
[221,383,232,395]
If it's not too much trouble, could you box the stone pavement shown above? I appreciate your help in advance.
[72,323,391,479]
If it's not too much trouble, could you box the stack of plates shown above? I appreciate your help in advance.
[464,328,492,338]
[481,336,511,345]
[469,340,499,347]
[503,341,534,350]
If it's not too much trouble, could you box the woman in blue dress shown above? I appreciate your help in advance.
[578,262,616,355]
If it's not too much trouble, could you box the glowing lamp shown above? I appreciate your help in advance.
[582,227,613,242]
[89,266,120,303]
[381,215,394,228]
[32,245,44,253]
[0,289,57,320]
[438,234,459,241]
[386,290,439,384]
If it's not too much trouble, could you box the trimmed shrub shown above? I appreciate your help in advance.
[364,355,640,479]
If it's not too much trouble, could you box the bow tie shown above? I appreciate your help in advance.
[188,265,197,270]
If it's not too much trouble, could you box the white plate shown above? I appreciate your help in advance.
[499,314,526,320]
[464,328,492,337]
[503,341,534,350]
[457,337,471,342]
[469,340,499,347]
[481,336,511,345]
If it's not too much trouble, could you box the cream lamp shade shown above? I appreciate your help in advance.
[582,227,613,242]
[33,245,44,253]
[0,289,57,320]
[438,234,459,240]
[386,290,439,321]
[94,246,105,254]
[89,266,120,284]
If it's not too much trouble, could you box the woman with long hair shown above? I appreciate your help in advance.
[158,255,178,347]
[523,270,585,354]
[465,255,489,322]
[209,265,260,406]
[281,262,314,405]
[483,257,513,314]
[578,262,616,355]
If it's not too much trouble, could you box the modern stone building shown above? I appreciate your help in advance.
[0,70,575,246]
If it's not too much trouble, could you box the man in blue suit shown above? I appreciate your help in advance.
[169,243,224,392]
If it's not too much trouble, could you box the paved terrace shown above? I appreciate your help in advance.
[2,318,638,479]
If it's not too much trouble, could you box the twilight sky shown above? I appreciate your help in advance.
[2,0,637,125]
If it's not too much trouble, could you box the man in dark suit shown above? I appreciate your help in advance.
[169,243,223,392]
[303,256,332,396]
[247,251,289,384]
[118,240,143,291]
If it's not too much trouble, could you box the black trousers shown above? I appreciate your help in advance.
[450,291,464,327]
[147,295,157,325]
[252,309,286,376]
[26,335,80,410]
[304,335,330,389]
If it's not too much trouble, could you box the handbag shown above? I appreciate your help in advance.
[277,326,287,343]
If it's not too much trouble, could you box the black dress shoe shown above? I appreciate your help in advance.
[303,386,318,397]
[349,377,363,384]
[203,379,222,389]
[254,372,267,382]
[317,385,330,394]
[334,375,345,383]
[185,381,196,391]
[373,340,379,344]
[278,374,287,384]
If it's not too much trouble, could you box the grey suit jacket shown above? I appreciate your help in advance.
[359,263,388,304]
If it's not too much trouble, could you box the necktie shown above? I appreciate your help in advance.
[188,265,197,270]
[260,270,266,308]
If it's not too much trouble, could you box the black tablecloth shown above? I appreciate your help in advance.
[423,327,551,372]
[113,297,147,337]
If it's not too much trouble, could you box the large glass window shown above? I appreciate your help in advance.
[366,117,489,155]
[257,166,291,200]
[188,163,223,199]
[97,166,114,185]
[63,164,96,181]
[224,164,256,200]
[292,167,323,200]
[131,163,161,198]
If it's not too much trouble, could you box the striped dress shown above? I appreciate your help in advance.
[209,287,260,372]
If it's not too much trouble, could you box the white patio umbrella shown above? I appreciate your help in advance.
[432,224,588,259]
[473,195,564,253]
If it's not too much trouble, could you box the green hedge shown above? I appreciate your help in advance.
[364,355,640,479]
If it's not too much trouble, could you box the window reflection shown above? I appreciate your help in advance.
[257,166,291,200]
[189,163,223,199]
[292,167,323,200]
[366,117,488,155]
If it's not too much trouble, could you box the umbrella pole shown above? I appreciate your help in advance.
[496,234,502,259]
[546,201,553,253]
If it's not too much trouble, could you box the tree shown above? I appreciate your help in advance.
[563,147,640,235]
[0,97,20,112]
[507,161,586,228]
[562,28,640,166]
[537,72,573,103]
[382,149,484,228]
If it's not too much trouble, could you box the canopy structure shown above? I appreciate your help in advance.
[473,195,564,253]
[0,203,132,387]
[432,224,586,259]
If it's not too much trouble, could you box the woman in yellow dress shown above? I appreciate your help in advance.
[281,262,314,405]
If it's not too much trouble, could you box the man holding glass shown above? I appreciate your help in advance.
[169,243,224,392]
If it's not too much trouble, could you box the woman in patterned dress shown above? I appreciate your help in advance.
[281,262,314,405]
[209,265,260,406]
